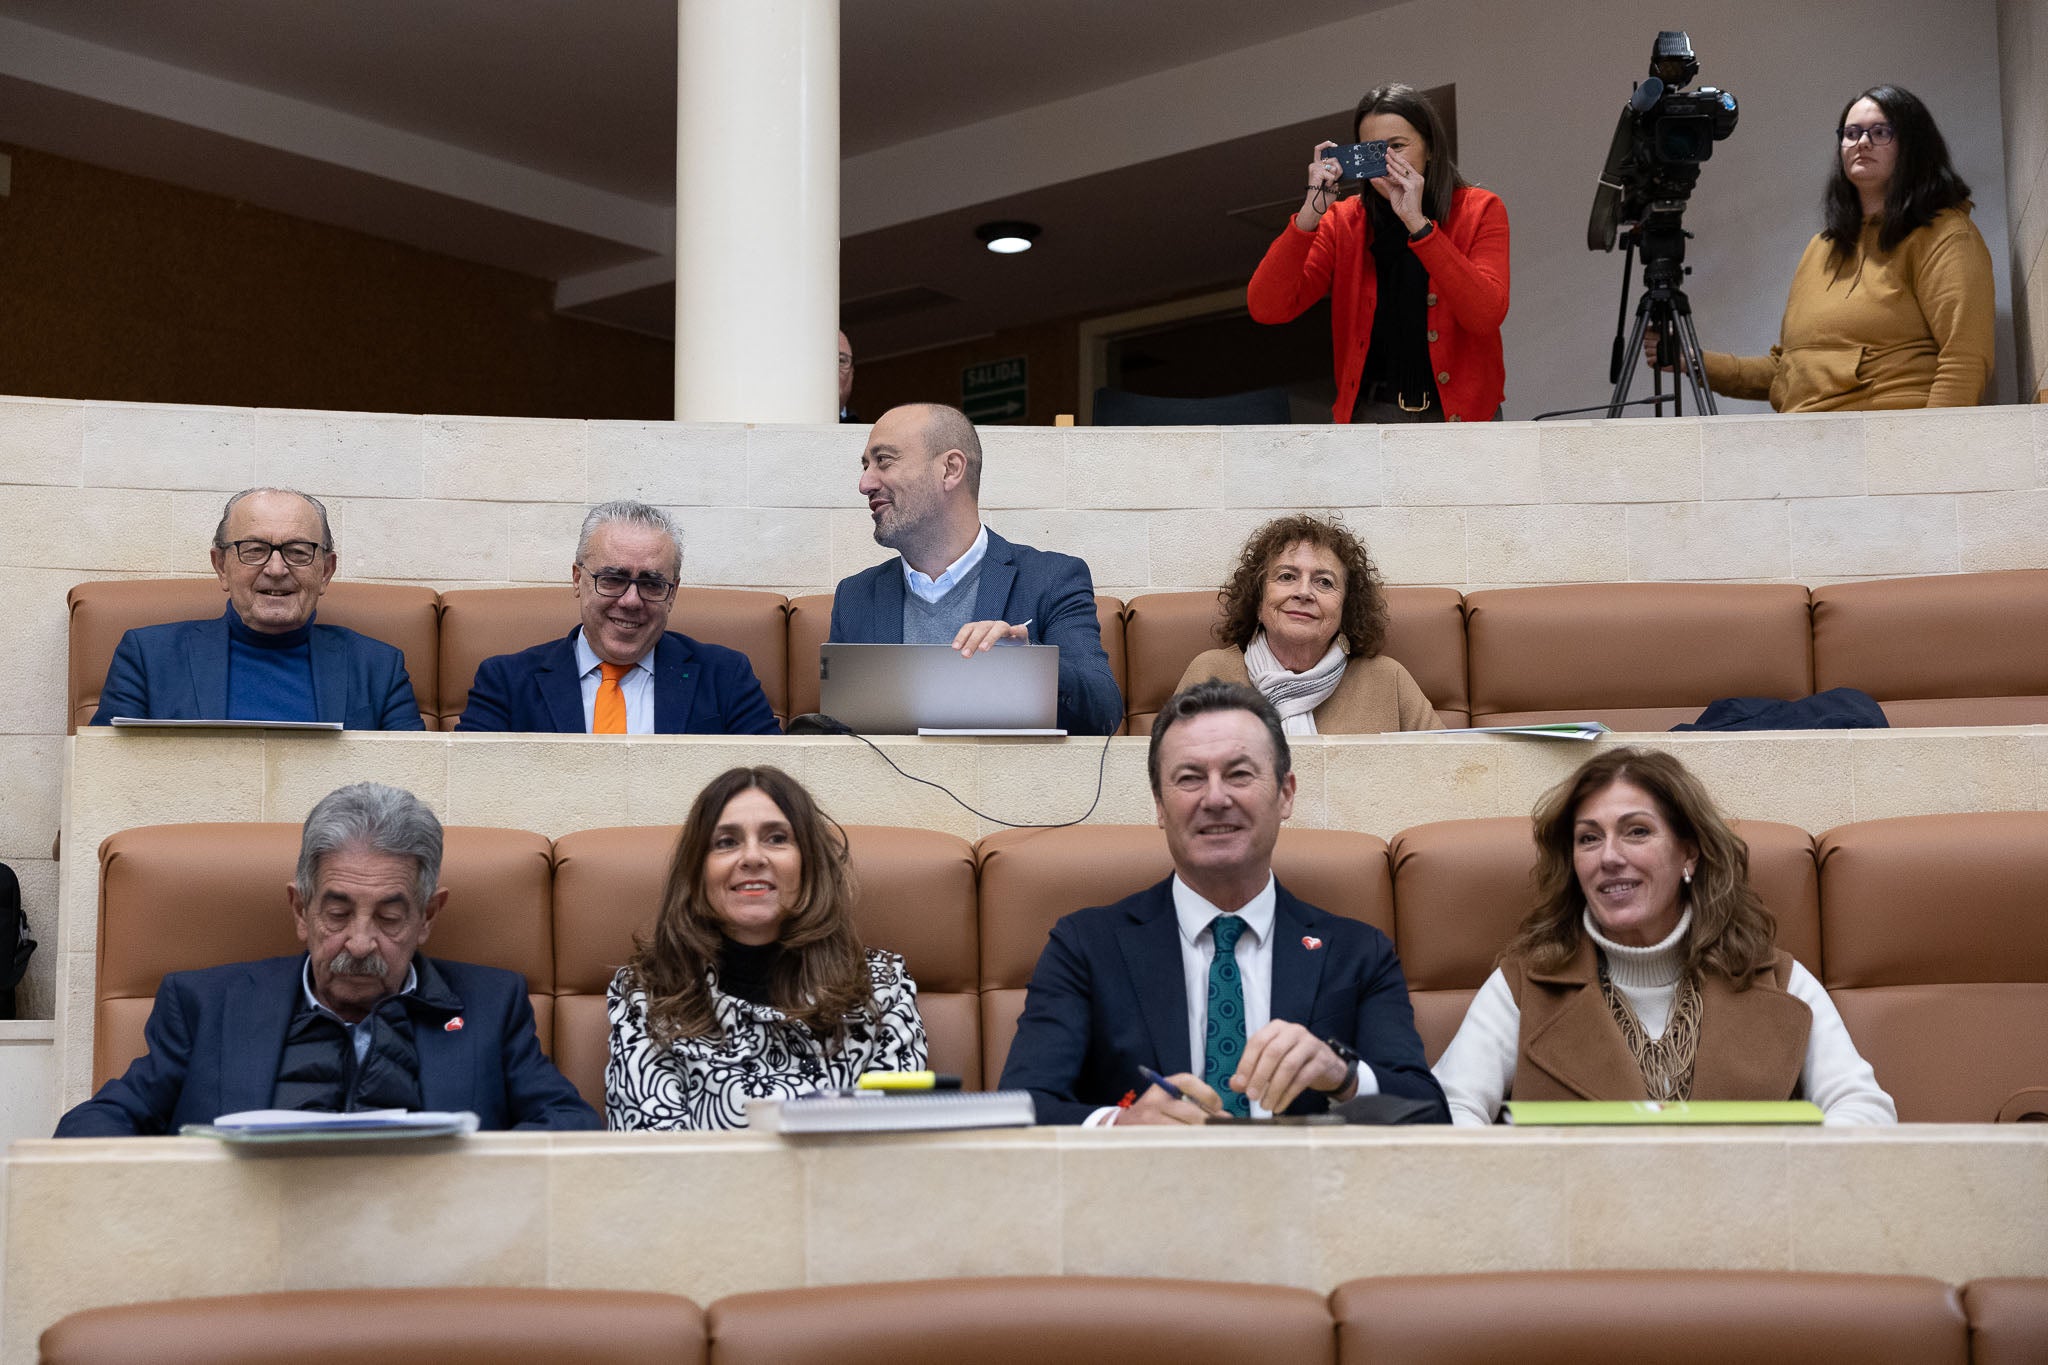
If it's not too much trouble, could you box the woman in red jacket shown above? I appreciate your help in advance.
[1249,83,1511,423]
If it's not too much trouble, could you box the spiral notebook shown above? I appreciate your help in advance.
[747,1089,1035,1134]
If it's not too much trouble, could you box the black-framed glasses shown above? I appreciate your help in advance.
[579,565,677,602]
[219,538,327,567]
[1837,123,1895,147]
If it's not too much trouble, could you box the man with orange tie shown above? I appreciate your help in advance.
[455,501,779,735]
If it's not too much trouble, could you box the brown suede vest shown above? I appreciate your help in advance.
[1504,939,1810,1103]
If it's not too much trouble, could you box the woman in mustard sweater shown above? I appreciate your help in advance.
[1662,85,1994,410]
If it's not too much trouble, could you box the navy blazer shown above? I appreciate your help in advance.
[998,877,1449,1124]
[55,954,600,1135]
[90,611,424,729]
[455,628,779,734]
[826,529,1124,736]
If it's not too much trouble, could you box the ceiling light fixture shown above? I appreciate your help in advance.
[975,220,1040,254]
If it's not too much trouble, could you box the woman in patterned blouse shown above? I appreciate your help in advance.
[606,765,929,1130]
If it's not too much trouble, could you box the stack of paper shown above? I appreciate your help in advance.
[748,1090,1035,1134]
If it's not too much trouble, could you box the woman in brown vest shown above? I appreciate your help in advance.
[1433,747,1895,1124]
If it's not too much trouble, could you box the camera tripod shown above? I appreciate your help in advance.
[1607,209,1717,417]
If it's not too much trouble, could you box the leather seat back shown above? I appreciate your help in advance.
[1464,583,1812,728]
[94,823,555,1088]
[551,823,980,1112]
[975,825,1392,1088]
[437,586,790,729]
[1330,1270,1967,1364]
[39,1287,705,1365]
[1812,570,2048,725]
[706,1277,1334,1365]
[67,578,440,730]
[1817,811,2048,1121]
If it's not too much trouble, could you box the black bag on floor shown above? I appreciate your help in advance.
[0,863,34,1020]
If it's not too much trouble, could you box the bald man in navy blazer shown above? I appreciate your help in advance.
[457,501,778,735]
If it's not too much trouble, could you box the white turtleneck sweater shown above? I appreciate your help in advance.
[1433,909,1897,1126]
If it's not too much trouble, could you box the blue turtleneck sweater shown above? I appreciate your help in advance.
[225,608,318,721]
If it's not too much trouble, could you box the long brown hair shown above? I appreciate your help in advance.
[1504,747,1778,984]
[1353,82,1469,225]
[1214,512,1389,659]
[625,766,871,1046]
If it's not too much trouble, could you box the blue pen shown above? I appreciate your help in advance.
[1136,1065,1184,1100]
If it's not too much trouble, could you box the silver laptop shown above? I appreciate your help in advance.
[818,643,1062,735]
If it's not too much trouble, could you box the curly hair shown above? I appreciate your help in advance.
[1503,747,1778,985]
[1214,512,1388,659]
[624,766,872,1047]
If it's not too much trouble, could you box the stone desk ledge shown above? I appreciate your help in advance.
[6,1124,2046,1360]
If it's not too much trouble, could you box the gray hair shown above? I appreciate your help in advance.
[294,782,443,911]
[577,500,682,579]
[213,487,334,551]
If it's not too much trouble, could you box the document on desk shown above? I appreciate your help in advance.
[183,1109,483,1143]
[1505,1100,1823,1125]
[1415,722,1613,740]
[747,1090,1035,1135]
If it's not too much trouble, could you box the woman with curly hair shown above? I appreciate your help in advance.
[1433,747,1895,1125]
[1174,513,1442,733]
[605,765,927,1130]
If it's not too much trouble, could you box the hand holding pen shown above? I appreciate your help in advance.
[1115,1065,1225,1126]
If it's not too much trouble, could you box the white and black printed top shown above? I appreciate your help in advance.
[604,948,928,1131]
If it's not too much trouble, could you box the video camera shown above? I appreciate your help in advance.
[1587,31,1738,251]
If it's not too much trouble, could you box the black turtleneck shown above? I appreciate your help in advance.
[717,937,783,1007]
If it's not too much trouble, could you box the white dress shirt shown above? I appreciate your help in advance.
[574,628,657,734]
[903,524,990,605]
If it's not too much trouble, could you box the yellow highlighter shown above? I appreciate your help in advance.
[856,1071,963,1092]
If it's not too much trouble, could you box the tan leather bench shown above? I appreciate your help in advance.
[549,823,982,1113]
[1121,586,1469,734]
[1812,570,2048,726]
[1330,1270,1969,1364]
[706,1277,1335,1365]
[438,586,792,728]
[94,823,556,1087]
[67,579,440,732]
[39,1287,705,1364]
[1388,817,1823,1061]
[783,592,1126,721]
[1817,812,2048,1122]
[1464,582,1814,728]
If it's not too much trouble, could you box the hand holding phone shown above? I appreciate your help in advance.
[1321,140,1390,182]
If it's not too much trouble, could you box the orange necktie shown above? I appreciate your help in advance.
[594,661,630,734]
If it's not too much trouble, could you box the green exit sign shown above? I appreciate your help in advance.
[961,357,1027,424]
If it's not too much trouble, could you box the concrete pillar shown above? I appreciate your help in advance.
[675,0,839,423]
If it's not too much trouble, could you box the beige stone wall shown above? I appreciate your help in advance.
[1999,0,2048,400]
[9,1126,2047,1358]
[7,395,2048,1027]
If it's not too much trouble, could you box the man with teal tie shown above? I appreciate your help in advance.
[998,680,1447,1124]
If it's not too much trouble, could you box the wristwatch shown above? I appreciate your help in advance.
[1406,220,1436,243]
[1321,1035,1362,1092]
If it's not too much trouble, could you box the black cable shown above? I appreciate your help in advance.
[839,727,1120,830]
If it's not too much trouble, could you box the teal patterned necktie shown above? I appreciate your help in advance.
[1203,913,1250,1117]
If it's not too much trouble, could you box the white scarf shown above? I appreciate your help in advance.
[1244,630,1348,735]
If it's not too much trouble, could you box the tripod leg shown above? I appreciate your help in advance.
[1671,308,1719,416]
[1607,300,1655,418]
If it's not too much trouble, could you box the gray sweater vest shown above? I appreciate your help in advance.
[901,559,987,644]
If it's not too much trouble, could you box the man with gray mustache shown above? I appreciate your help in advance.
[56,782,598,1135]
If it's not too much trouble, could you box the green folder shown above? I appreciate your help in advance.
[1504,1100,1824,1125]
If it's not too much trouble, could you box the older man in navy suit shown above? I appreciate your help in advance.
[457,500,778,735]
[828,403,1122,736]
[56,782,597,1135]
[91,487,423,729]
[999,680,1447,1125]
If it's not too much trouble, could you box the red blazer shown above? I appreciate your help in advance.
[1248,185,1510,423]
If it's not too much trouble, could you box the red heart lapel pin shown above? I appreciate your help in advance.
[444,1017,464,1032]
[1301,935,1323,950]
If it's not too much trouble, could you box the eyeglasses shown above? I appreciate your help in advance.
[837,353,854,370]
[219,538,327,567]
[579,565,678,602]
[1837,123,1895,147]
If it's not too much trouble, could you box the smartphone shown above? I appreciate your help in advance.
[1321,140,1390,182]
